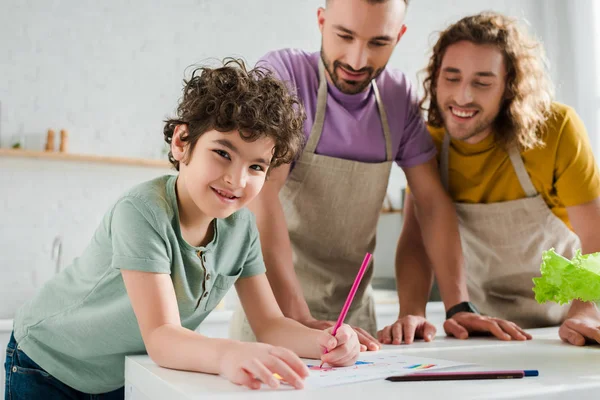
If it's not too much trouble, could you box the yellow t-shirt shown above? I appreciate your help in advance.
[430,102,600,230]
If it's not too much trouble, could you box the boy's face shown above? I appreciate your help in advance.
[174,128,274,220]
[435,40,507,144]
[318,0,406,94]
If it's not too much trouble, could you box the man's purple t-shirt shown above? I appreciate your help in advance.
[258,49,436,168]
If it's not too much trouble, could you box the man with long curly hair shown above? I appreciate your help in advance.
[382,12,600,346]
[231,0,520,350]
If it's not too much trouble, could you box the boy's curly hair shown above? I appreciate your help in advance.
[420,12,554,150]
[164,58,306,170]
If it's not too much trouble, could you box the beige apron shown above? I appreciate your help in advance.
[440,134,578,328]
[230,59,393,340]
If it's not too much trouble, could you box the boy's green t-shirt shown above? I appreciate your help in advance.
[13,175,266,394]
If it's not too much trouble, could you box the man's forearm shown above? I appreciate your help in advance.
[567,235,600,315]
[415,197,469,310]
[253,200,312,322]
[395,240,434,317]
[395,198,435,317]
[569,299,599,314]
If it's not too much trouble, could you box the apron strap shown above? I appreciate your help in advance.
[306,58,393,161]
[507,144,538,197]
[441,134,537,197]
[440,133,450,190]
[305,59,329,153]
[372,83,393,162]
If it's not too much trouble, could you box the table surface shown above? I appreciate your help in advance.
[125,327,600,400]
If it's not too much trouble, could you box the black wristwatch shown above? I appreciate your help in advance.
[445,301,480,320]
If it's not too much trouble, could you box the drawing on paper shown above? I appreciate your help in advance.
[404,363,436,370]
[307,360,374,371]
[301,352,468,388]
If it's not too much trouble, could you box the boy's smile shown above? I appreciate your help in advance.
[171,126,275,242]
[211,187,240,203]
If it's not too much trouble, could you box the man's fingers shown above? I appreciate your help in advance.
[353,326,380,351]
[401,319,418,345]
[497,320,527,341]
[355,330,374,349]
[422,323,437,342]
[479,319,511,340]
[564,319,600,344]
[443,318,469,339]
[517,325,533,340]
[388,322,402,345]
[458,315,510,340]
[559,323,587,346]
[378,325,393,344]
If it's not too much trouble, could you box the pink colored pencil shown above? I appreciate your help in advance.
[319,252,372,368]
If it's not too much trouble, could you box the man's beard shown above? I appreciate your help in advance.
[320,49,384,94]
[439,102,495,142]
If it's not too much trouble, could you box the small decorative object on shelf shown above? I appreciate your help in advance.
[10,132,24,149]
[381,193,403,214]
[45,129,55,151]
[59,129,69,152]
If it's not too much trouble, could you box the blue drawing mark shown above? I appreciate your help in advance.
[354,361,374,365]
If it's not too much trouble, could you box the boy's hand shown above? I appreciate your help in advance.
[300,317,380,351]
[219,342,309,390]
[318,324,361,367]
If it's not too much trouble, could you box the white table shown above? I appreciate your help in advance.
[124,327,600,400]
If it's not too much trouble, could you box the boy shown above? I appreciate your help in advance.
[5,59,360,398]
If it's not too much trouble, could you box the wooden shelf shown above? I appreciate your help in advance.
[0,148,171,169]
[2,147,401,214]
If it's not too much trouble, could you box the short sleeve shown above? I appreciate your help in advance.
[110,198,171,274]
[395,83,437,168]
[256,50,293,87]
[554,108,600,207]
[239,221,266,279]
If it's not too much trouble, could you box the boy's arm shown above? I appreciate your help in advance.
[121,269,310,389]
[121,269,233,373]
[235,273,360,366]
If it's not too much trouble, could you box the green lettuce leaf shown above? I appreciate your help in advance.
[533,249,600,304]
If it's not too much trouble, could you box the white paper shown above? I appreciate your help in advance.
[300,351,469,388]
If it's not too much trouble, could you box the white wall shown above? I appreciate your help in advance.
[1,0,579,316]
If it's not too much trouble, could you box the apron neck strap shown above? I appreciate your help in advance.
[507,144,537,197]
[305,57,393,161]
[441,133,450,190]
[372,83,394,161]
[441,134,538,197]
